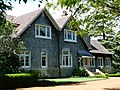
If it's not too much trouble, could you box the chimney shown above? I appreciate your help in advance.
[61,10,68,16]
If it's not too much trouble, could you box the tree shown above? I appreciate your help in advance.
[0,21,24,74]
[101,31,120,73]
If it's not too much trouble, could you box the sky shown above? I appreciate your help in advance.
[6,0,64,18]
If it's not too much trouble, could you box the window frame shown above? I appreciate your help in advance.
[106,57,111,66]
[90,58,95,67]
[35,24,52,39]
[64,29,77,42]
[61,50,72,67]
[97,57,103,67]
[19,51,31,69]
[41,52,48,68]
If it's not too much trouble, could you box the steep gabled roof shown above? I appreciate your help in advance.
[55,15,72,30]
[90,40,113,54]
[9,8,59,38]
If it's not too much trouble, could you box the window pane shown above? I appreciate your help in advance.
[25,60,29,66]
[63,51,69,55]
[66,56,68,65]
[40,26,46,36]
[21,56,24,66]
[68,31,72,39]
[42,59,46,66]
[47,27,50,37]
[41,52,47,67]
[36,25,39,35]
[73,32,75,40]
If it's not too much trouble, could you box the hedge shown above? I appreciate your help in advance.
[0,73,38,89]
[108,73,120,77]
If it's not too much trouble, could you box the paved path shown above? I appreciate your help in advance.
[17,77,120,90]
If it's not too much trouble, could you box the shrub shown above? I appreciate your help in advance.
[0,73,38,89]
[90,75,108,79]
[108,72,120,77]
[72,68,89,77]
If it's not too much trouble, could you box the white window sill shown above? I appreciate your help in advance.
[35,36,52,39]
[60,66,72,68]
[64,39,77,43]
[21,66,30,69]
[41,66,48,68]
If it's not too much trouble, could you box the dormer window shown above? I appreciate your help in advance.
[35,24,51,39]
[64,29,77,42]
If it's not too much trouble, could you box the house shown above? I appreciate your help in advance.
[6,8,113,77]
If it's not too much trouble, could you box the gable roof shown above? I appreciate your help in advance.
[9,8,59,38]
[90,40,113,54]
[55,15,72,30]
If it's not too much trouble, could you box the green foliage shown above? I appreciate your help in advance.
[90,75,108,79]
[0,20,24,74]
[55,0,120,39]
[72,68,89,77]
[108,72,120,77]
[0,73,38,89]
[101,31,120,73]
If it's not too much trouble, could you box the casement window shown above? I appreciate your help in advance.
[41,52,48,68]
[61,50,72,67]
[90,58,95,67]
[106,57,111,66]
[35,24,51,39]
[19,51,31,68]
[64,29,77,42]
[97,57,103,67]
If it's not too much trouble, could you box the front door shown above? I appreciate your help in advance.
[83,58,90,68]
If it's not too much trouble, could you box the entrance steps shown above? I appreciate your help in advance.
[85,69,105,76]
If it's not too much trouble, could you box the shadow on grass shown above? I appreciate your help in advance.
[104,88,120,90]
[1,80,85,90]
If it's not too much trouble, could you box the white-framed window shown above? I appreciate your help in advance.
[19,51,31,68]
[90,58,95,67]
[106,57,111,66]
[97,57,103,67]
[64,29,77,42]
[41,52,48,68]
[35,24,51,39]
[61,50,72,67]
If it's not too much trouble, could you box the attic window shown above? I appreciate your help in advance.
[35,24,51,39]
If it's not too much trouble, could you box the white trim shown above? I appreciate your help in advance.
[64,29,77,42]
[41,52,48,68]
[19,51,31,69]
[35,24,52,39]
[90,58,95,67]
[106,57,111,66]
[97,57,103,67]
[61,49,73,67]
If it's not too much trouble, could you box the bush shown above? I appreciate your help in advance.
[108,72,120,77]
[90,75,108,79]
[0,73,38,89]
[72,68,89,77]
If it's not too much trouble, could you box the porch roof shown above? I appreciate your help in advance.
[78,50,93,57]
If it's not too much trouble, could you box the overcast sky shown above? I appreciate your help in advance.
[6,0,65,18]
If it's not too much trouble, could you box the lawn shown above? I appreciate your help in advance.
[46,77,104,83]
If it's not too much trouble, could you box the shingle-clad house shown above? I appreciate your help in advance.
[7,8,113,77]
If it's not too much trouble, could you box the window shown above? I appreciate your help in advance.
[41,52,48,68]
[90,58,95,67]
[106,57,111,66]
[64,29,77,42]
[19,51,31,68]
[35,24,51,39]
[61,50,72,67]
[97,57,103,66]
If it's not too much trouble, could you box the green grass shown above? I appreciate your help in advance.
[46,77,104,83]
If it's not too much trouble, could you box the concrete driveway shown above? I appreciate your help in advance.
[17,77,120,90]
